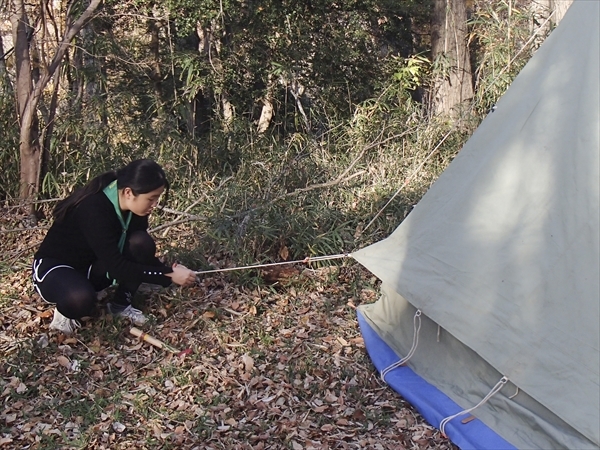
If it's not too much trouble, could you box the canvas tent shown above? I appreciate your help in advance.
[352,1,600,449]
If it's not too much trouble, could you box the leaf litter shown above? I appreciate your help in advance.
[0,211,457,450]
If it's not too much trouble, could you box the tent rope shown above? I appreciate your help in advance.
[193,253,351,275]
[380,310,422,382]
[363,131,453,233]
[439,376,509,437]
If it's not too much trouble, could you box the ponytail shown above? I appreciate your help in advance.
[52,159,169,223]
[53,171,117,222]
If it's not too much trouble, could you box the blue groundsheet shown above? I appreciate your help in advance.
[357,310,516,450]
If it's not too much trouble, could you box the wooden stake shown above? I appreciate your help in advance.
[130,327,179,353]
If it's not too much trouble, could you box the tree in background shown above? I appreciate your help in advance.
[164,0,427,136]
[531,0,573,45]
[9,0,101,206]
[0,0,555,206]
[430,0,474,117]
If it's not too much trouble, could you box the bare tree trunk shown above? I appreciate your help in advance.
[430,0,473,118]
[530,0,573,46]
[11,0,102,203]
[12,0,40,201]
[81,27,101,108]
[68,8,103,123]
[197,19,239,133]
[149,10,164,115]
[186,24,220,135]
[531,0,552,46]
[552,0,573,25]
[39,74,60,186]
[69,41,84,112]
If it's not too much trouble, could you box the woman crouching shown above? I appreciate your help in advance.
[32,159,196,333]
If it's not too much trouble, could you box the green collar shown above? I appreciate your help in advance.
[103,180,132,253]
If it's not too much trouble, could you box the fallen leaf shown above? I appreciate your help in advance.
[279,246,289,261]
[324,392,338,403]
[350,337,364,345]
[57,355,70,368]
[241,354,254,373]
[3,413,17,423]
[337,337,349,346]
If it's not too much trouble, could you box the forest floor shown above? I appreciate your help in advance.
[0,208,457,450]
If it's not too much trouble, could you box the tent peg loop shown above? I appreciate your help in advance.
[439,375,510,437]
[380,309,422,383]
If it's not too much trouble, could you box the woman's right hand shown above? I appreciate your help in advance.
[166,263,196,286]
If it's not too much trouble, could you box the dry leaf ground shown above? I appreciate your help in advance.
[1,209,457,450]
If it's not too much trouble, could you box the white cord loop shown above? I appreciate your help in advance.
[439,376,509,437]
[380,309,422,382]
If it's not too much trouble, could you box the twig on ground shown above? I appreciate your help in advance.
[0,226,50,234]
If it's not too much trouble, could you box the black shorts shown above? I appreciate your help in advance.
[32,257,111,303]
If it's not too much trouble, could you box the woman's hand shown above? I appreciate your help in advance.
[166,263,196,286]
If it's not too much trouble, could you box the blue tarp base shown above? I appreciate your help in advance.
[357,310,516,450]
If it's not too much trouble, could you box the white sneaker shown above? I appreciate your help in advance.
[107,304,148,325]
[49,308,81,334]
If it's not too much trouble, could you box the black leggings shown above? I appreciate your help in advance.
[32,231,158,319]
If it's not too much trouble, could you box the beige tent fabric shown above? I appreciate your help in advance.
[358,288,597,449]
[354,1,599,448]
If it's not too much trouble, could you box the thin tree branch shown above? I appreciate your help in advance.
[45,0,102,78]
[160,206,205,219]
[228,128,415,220]
[23,0,102,126]
[150,217,202,233]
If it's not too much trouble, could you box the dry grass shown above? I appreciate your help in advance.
[0,208,457,450]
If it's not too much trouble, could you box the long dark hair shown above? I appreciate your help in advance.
[53,159,170,222]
